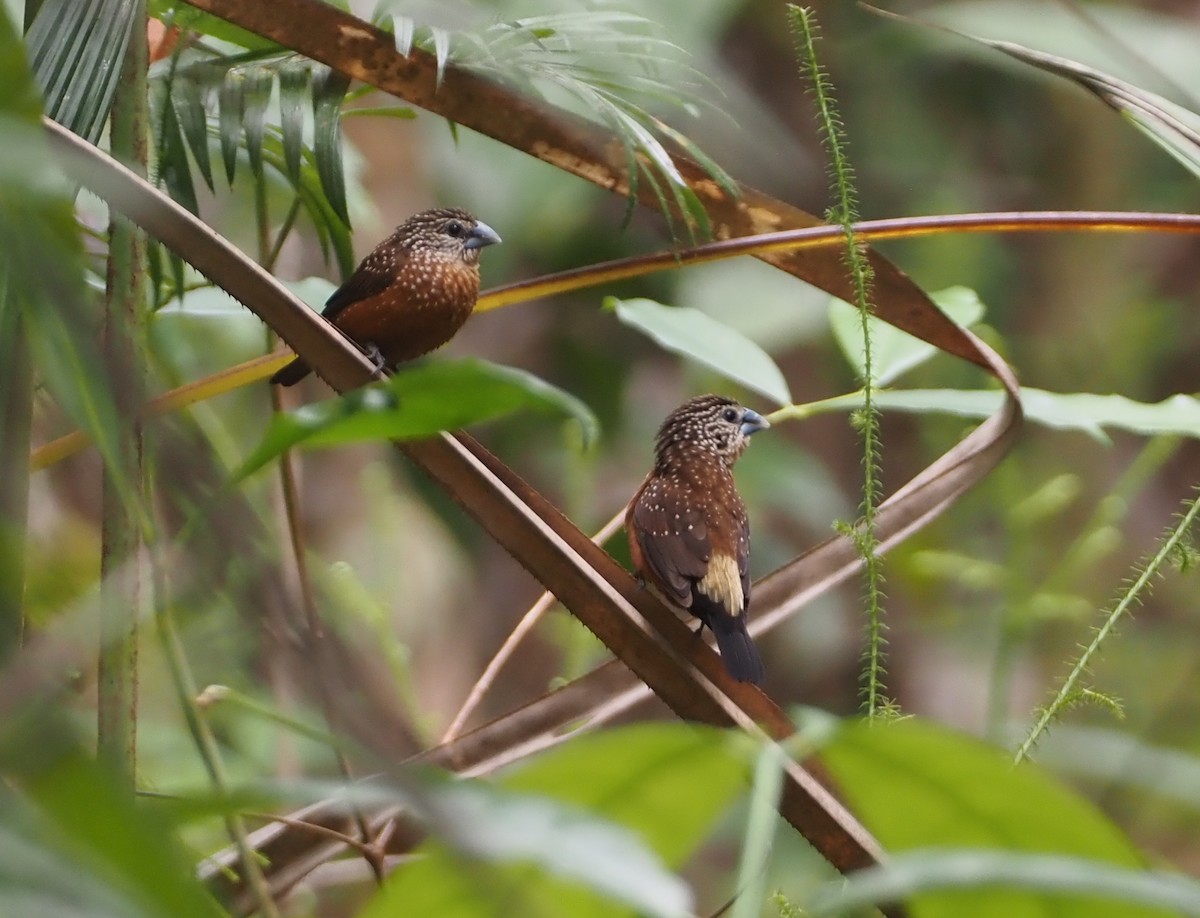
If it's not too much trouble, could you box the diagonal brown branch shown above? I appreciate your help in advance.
[46,115,892,889]
[47,6,1027,908]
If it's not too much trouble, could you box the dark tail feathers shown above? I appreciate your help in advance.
[270,357,311,387]
[709,614,765,685]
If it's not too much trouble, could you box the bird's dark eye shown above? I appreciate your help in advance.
[445,220,465,238]
[722,407,739,423]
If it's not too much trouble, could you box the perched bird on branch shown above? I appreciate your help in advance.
[271,207,501,387]
[626,394,770,684]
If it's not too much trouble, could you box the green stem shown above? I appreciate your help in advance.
[765,390,866,425]
[98,1,148,784]
[0,293,31,661]
[1015,487,1200,763]
[151,554,282,918]
[789,5,887,718]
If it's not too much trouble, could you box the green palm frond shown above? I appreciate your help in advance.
[144,47,355,306]
[26,0,141,144]
[145,49,354,307]
[153,52,350,218]
[374,2,736,236]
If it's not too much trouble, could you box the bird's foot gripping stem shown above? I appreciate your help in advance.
[363,342,386,374]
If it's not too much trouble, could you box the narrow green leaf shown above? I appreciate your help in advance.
[656,119,740,201]
[256,132,355,276]
[146,1,279,52]
[154,82,199,214]
[609,296,792,406]
[430,25,451,87]
[732,743,786,918]
[146,234,164,305]
[171,76,214,191]
[808,849,1199,918]
[0,19,134,510]
[1123,95,1200,180]
[344,105,418,120]
[816,717,1165,918]
[240,67,274,179]
[391,14,416,57]
[236,359,598,480]
[217,70,244,185]
[830,286,986,385]
[277,60,310,184]
[27,0,138,144]
[312,65,351,224]
[952,32,1200,182]
[803,388,1200,443]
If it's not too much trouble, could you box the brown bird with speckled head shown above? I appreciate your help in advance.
[271,207,501,387]
[626,394,770,684]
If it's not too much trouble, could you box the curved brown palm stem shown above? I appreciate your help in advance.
[29,209,1200,473]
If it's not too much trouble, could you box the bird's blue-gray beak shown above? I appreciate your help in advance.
[465,221,502,250]
[740,408,770,436]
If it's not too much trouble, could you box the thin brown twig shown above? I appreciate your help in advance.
[26,208,1200,475]
[273,373,385,885]
[244,809,380,858]
[440,508,627,743]
[265,172,382,882]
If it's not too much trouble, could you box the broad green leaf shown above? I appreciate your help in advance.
[609,296,792,406]
[808,849,1200,918]
[830,286,986,385]
[236,359,598,479]
[815,717,1168,918]
[790,388,1200,443]
[5,751,223,918]
[364,724,747,918]
[1019,725,1200,812]
[420,781,691,918]
[500,724,746,869]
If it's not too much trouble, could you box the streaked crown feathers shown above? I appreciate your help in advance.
[653,394,770,467]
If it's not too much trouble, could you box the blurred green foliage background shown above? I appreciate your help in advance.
[5,0,1200,913]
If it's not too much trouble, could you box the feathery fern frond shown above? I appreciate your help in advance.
[789,5,888,720]
[373,2,735,237]
[1015,485,1200,763]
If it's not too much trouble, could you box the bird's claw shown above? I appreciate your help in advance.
[364,343,386,373]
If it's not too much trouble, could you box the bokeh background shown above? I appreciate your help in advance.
[19,0,1200,904]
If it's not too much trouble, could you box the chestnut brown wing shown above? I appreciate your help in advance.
[630,485,710,608]
[320,249,398,323]
[735,507,751,607]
